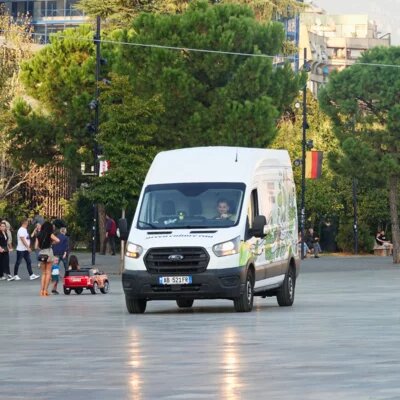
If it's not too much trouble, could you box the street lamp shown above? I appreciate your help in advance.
[300,48,310,260]
[90,15,101,266]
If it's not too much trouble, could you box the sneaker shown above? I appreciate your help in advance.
[29,274,40,280]
[52,290,59,295]
[0,276,6,281]
[10,275,21,281]
[7,274,12,279]
[7,275,15,281]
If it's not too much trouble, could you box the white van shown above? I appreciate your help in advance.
[121,147,299,313]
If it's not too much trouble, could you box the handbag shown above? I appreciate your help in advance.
[38,253,49,262]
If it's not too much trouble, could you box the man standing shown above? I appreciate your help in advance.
[52,227,69,273]
[102,214,116,255]
[8,219,40,281]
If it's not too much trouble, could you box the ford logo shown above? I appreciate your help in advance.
[168,254,184,261]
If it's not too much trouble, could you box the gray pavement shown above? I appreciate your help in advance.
[1,254,400,399]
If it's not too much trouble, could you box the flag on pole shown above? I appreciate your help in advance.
[306,150,323,179]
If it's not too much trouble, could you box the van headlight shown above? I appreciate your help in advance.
[126,242,143,259]
[213,236,240,257]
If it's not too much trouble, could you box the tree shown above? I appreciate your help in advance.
[89,74,163,211]
[107,0,304,150]
[0,7,40,204]
[10,26,97,169]
[319,46,400,263]
[76,0,303,20]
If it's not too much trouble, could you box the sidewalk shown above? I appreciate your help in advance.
[7,251,123,279]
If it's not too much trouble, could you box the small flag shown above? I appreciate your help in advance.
[306,150,323,179]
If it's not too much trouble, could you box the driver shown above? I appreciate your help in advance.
[214,199,232,220]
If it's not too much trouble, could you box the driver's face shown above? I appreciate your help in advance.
[217,202,229,215]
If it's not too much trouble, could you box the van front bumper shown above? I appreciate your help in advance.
[122,267,247,300]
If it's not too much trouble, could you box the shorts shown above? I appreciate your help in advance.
[51,275,59,283]
[39,248,55,263]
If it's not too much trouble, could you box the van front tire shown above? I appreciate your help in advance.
[234,269,254,312]
[126,297,147,314]
[277,267,295,307]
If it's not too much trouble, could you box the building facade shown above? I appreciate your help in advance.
[300,3,391,95]
[0,0,87,42]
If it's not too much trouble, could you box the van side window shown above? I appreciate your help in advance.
[246,189,259,239]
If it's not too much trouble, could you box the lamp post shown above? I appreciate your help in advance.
[91,15,101,266]
[300,48,308,260]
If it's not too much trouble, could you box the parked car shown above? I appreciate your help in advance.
[64,268,109,295]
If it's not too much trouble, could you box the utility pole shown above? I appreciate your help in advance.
[91,15,101,266]
[352,177,358,255]
[300,47,307,260]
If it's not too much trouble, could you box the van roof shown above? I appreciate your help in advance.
[145,146,291,184]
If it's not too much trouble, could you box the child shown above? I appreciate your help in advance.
[68,255,80,271]
[51,256,60,295]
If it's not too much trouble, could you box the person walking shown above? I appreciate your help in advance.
[36,221,60,296]
[0,221,13,280]
[8,219,39,281]
[102,214,117,255]
[30,222,41,268]
[52,227,69,273]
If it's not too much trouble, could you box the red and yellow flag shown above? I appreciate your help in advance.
[306,150,323,179]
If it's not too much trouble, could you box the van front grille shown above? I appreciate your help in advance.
[144,247,209,274]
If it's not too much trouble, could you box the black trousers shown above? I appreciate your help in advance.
[102,236,116,255]
[0,252,10,276]
[14,250,33,276]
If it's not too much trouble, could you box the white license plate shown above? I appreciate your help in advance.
[159,276,192,285]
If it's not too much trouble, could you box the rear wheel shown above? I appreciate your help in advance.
[75,288,83,295]
[100,281,109,294]
[234,269,254,312]
[176,299,194,308]
[277,267,295,307]
[63,287,71,295]
[126,297,147,314]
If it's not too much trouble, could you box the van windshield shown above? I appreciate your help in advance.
[137,183,245,229]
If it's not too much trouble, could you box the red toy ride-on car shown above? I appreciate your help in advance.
[63,268,110,295]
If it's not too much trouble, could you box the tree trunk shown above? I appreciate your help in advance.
[98,203,106,253]
[389,175,400,263]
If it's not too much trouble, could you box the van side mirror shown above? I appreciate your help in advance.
[118,218,129,241]
[250,215,267,238]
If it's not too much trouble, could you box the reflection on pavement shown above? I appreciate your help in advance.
[128,330,143,399]
[221,328,242,400]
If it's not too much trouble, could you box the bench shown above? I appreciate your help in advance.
[373,244,391,256]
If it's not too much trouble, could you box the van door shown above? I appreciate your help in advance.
[245,189,266,283]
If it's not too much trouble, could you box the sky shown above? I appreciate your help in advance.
[309,0,400,45]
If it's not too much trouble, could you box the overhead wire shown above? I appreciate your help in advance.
[1,28,400,69]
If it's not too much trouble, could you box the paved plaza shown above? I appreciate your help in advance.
[1,253,400,399]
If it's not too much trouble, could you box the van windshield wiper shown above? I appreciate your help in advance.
[137,220,158,229]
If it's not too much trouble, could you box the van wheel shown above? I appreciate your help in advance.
[126,297,147,314]
[277,267,295,307]
[234,269,254,312]
[176,299,194,308]
[75,288,83,295]
[64,287,71,295]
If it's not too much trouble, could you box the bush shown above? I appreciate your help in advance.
[60,191,93,249]
[336,220,374,253]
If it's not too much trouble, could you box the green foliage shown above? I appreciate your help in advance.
[60,191,93,247]
[10,26,96,169]
[108,0,304,149]
[89,74,163,209]
[336,220,374,253]
[319,46,400,260]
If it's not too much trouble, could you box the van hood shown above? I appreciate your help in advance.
[129,228,241,249]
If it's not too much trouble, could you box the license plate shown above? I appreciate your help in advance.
[71,278,81,282]
[159,276,192,285]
